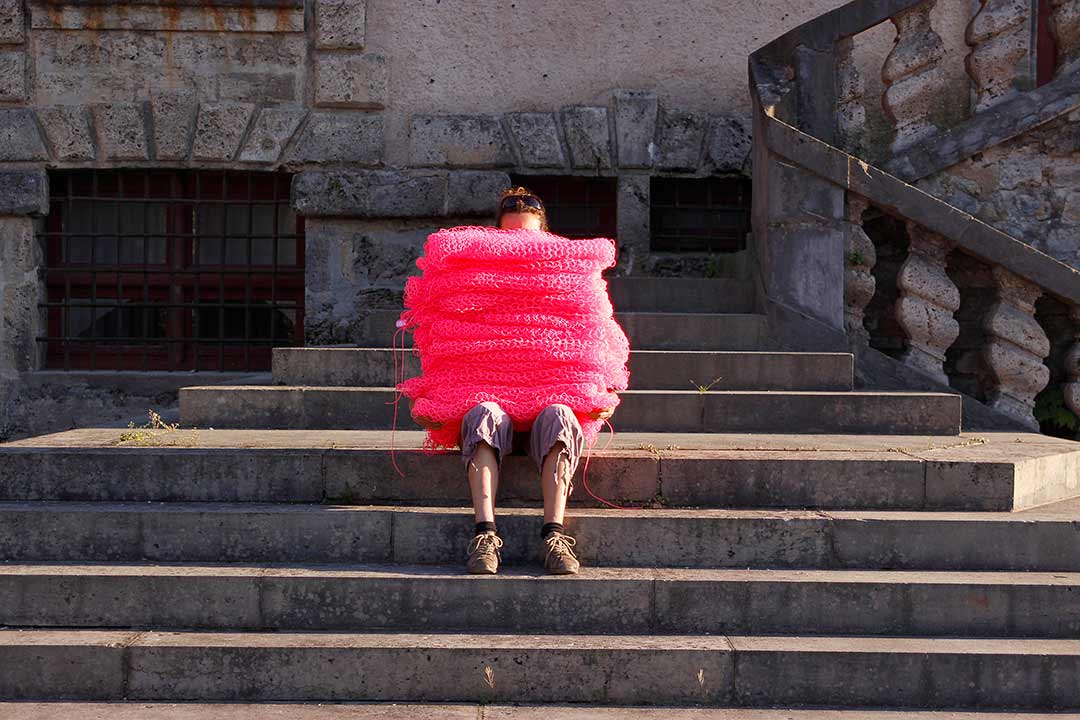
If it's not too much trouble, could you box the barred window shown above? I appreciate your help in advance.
[650,176,751,253]
[507,175,617,239]
[39,169,304,371]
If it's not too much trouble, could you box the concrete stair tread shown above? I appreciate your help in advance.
[2,705,1071,720]
[4,429,1075,511]
[5,628,1080,652]
[177,384,964,435]
[2,428,1056,453]
[271,348,856,391]
[6,498,1080,571]
[4,495,1080,520]
[6,632,1080,705]
[3,560,1080,586]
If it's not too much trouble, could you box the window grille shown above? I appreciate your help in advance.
[650,176,751,253]
[507,175,618,239]
[38,169,304,371]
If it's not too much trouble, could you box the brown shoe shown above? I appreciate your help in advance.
[540,531,580,574]
[466,531,503,574]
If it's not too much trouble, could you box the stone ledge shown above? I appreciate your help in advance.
[292,169,509,218]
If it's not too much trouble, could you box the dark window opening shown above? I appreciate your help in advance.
[39,168,305,372]
[1037,0,1058,87]
[506,175,618,240]
[650,176,752,253]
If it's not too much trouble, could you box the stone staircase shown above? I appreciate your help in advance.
[3,273,1080,716]
[178,278,962,435]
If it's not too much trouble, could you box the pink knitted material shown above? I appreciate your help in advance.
[397,225,630,451]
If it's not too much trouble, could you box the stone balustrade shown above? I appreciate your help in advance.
[1051,0,1080,69]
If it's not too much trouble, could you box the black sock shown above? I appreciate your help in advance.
[541,522,564,538]
[475,521,497,536]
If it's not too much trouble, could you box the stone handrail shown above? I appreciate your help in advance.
[750,0,1080,431]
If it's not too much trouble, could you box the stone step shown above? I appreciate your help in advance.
[4,500,1080,571]
[606,277,756,313]
[179,387,961,435]
[3,429,1076,511]
[0,706,1067,720]
[357,309,769,350]
[1,562,1078,638]
[271,348,855,391]
[2,629,1079,707]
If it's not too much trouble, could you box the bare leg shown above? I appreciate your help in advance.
[468,440,500,524]
[540,440,573,525]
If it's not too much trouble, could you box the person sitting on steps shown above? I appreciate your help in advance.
[412,186,616,575]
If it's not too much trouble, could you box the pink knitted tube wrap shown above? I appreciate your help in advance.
[397,225,631,451]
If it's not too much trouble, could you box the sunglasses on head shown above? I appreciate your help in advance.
[499,195,543,212]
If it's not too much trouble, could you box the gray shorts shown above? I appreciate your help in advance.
[460,401,585,476]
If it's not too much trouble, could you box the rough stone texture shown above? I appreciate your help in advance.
[706,113,753,174]
[149,90,197,161]
[0,169,48,216]
[238,106,306,164]
[313,52,387,109]
[292,170,445,219]
[37,105,95,161]
[303,219,448,345]
[613,90,658,168]
[655,109,707,171]
[217,72,297,104]
[560,105,611,170]
[844,195,876,340]
[918,110,1080,270]
[191,101,256,161]
[0,109,48,161]
[504,112,565,168]
[408,114,512,167]
[0,0,24,44]
[33,31,305,106]
[0,47,25,102]
[92,102,149,160]
[446,170,512,216]
[614,174,649,276]
[0,218,43,384]
[1051,0,1080,69]
[286,112,383,165]
[315,0,367,49]
[29,5,304,33]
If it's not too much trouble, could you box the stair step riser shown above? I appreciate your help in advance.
[356,311,768,351]
[2,571,1075,638]
[179,389,961,436]
[5,506,1080,571]
[606,278,756,313]
[0,449,1024,510]
[271,349,855,392]
[3,635,1079,707]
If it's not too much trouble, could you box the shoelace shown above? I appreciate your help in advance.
[467,532,504,559]
[544,532,577,561]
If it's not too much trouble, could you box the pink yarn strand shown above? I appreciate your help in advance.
[387,323,407,478]
[578,417,633,511]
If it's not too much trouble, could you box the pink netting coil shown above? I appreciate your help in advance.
[396,225,631,452]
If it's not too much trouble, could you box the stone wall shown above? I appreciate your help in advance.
[916,110,1080,270]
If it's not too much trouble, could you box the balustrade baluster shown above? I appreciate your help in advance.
[895,222,960,383]
[844,195,876,342]
[883,0,947,153]
[966,0,1033,112]
[982,266,1051,429]
[1065,304,1080,419]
